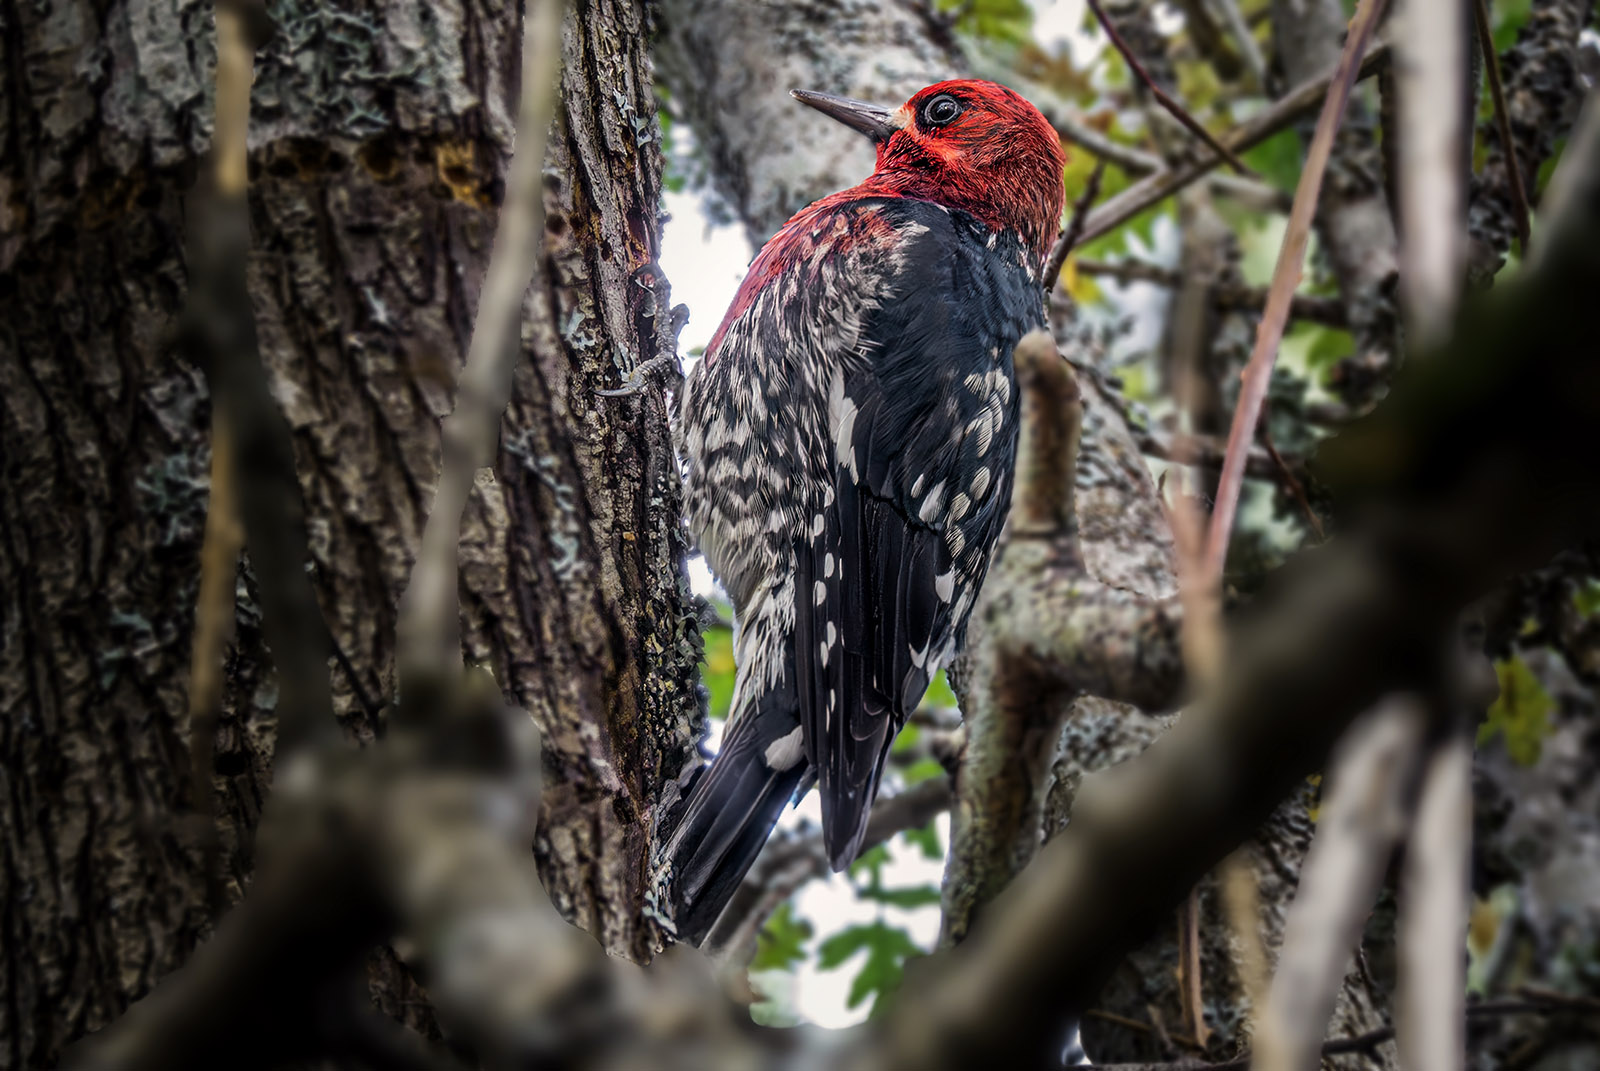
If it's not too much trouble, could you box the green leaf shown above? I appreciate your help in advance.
[751,902,812,971]
[1536,138,1567,198]
[923,669,958,708]
[1077,202,1171,260]
[1242,128,1305,194]
[818,921,924,1013]
[1491,0,1532,51]
[936,0,1032,44]
[1304,326,1353,372]
[902,821,943,860]
[848,843,891,883]
[1573,578,1600,618]
[701,624,735,720]
[817,923,875,968]
[1477,656,1554,766]
[900,757,947,786]
[891,723,922,754]
[860,883,943,909]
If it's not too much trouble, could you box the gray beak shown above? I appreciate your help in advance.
[791,89,898,144]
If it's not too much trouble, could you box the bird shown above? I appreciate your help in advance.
[654,79,1067,947]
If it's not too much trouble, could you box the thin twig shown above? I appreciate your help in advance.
[396,0,565,692]
[1045,158,1108,294]
[1084,0,1257,176]
[1210,0,1269,91]
[1250,697,1426,1071]
[700,777,955,964]
[1077,258,1348,325]
[1049,114,1290,208]
[186,0,254,891]
[1083,996,1600,1069]
[179,0,335,756]
[1200,0,1389,585]
[188,413,243,893]
[1472,0,1533,255]
[1052,113,1166,172]
[1177,888,1211,1047]
[1084,1008,1207,1051]
[1257,407,1324,539]
[1076,42,1392,247]
[1219,851,1269,1019]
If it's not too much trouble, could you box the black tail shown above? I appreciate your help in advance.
[657,699,808,947]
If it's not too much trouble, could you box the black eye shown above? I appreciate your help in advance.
[922,94,962,127]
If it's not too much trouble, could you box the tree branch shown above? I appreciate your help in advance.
[1395,727,1474,1071]
[177,0,335,757]
[1084,0,1256,175]
[1201,0,1390,584]
[1073,42,1392,249]
[1470,0,1532,255]
[1046,159,1108,295]
[700,778,955,966]
[1250,697,1427,1071]
[396,0,565,693]
[1076,258,1350,326]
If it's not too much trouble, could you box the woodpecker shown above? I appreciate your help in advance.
[656,80,1066,946]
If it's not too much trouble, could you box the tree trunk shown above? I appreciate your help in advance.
[654,0,961,245]
[0,1,691,1065]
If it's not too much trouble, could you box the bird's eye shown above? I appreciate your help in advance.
[921,94,962,127]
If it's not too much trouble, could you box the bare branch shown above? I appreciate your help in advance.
[1210,0,1270,90]
[1076,258,1349,326]
[187,413,242,893]
[397,0,565,691]
[1084,0,1257,175]
[1250,698,1427,1071]
[700,778,955,966]
[177,1,334,756]
[1471,0,1532,255]
[185,0,254,882]
[1074,42,1392,249]
[1048,114,1289,208]
[1045,158,1107,296]
[1396,0,1469,345]
[1395,728,1474,1071]
[1201,0,1390,584]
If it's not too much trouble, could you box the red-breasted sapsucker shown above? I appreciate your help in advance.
[655,79,1067,945]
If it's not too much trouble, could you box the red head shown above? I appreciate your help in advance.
[793,79,1066,266]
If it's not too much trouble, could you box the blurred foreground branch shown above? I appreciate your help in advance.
[396,0,564,691]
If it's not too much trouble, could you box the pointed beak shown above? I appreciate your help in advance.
[791,89,898,144]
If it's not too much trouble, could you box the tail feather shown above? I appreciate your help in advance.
[657,703,808,947]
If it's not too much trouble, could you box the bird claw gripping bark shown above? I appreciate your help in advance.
[596,353,677,397]
[657,79,1067,946]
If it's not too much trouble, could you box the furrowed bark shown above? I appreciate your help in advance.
[654,0,962,245]
[0,0,695,1063]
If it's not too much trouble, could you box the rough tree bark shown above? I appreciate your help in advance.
[0,1,693,1065]
[654,0,962,244]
